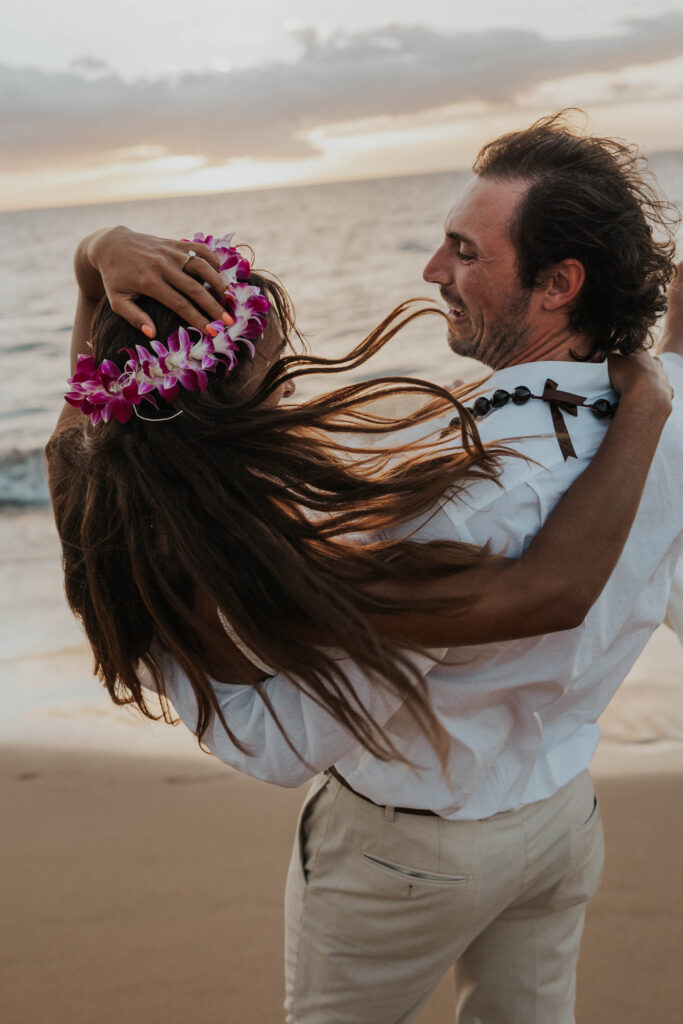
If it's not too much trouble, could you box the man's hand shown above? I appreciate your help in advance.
[607,351,673,416]
[659,261,683,358]
[77,226,233,337]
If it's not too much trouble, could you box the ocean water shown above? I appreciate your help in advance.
[2,154,682,506]
[1,162,682,754]
[0,169,474,505]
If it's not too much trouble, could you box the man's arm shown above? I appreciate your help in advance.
[305,354,672,647]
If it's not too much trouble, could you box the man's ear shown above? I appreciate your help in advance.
[539,259,585,311]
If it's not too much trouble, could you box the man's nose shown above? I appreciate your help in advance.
[423,246,450,285]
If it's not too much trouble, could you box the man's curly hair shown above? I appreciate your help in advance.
[473,111,680,360]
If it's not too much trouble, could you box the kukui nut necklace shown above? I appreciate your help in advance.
[446,377,618,461]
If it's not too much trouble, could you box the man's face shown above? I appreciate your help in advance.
[423,176,536,368]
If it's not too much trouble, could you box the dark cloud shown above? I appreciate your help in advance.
[2,13,682,171]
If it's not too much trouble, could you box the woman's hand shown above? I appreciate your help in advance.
[77,226,232,336]
[607,351,673,416]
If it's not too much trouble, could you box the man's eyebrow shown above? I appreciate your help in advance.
[444,229,477,249]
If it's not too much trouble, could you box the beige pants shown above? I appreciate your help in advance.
[284,770,604,1024]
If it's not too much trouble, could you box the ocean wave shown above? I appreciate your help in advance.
[398,239,432,253]
[0,448,50,507]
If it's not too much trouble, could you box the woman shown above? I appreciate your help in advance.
[47,226,673,775]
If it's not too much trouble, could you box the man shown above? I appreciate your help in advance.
[90,114,683,1022]
[272,115,683,1024]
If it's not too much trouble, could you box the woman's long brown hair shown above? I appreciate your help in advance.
[47,268,511,770]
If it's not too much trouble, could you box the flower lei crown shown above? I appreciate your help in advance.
[65,232,270,424]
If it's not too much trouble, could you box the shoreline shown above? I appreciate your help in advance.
[3,504,683,757]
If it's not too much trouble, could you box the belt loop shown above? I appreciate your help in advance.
[384,804,396,823]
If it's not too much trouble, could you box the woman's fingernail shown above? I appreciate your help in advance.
[141,324,155,338]
[206,325,218,337]
[221,313,235,326]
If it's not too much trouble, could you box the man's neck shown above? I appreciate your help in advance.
[496,328,594,369]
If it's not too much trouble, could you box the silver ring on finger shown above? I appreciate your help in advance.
[182,249,197,271]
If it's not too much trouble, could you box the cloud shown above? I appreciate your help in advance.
[2,13,682,171]
[69,56,112,75]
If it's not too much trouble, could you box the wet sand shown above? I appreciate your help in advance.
[2,742,682,1024]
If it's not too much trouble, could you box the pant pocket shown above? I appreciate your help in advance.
[361,851,471,886]
[567,782,605,904]
[577,794,599,831]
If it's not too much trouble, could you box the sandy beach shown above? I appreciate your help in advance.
[2,508,682,1023]
[1,740,682,1023]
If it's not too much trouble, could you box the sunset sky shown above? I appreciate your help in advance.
[2,0,683,210]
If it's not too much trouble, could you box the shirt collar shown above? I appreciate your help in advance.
[482,359,612,397]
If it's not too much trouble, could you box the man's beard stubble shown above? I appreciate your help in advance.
[446,288,533,369]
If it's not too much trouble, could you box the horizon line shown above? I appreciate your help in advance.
[0,163,469,216]
[4,144,682,216]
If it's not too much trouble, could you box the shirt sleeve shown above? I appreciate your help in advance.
[664,553,683,645]
[658,354,683,644]
[660,351,683,394]
[159,648,444,787]
[415,465,575,558]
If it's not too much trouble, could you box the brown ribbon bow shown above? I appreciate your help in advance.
[541,379,588,461]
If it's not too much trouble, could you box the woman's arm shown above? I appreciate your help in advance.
[365,352,673,646]
[52,226,229,436]
[71,225,228,353]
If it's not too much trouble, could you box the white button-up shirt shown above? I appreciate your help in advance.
[161,353,683,819]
